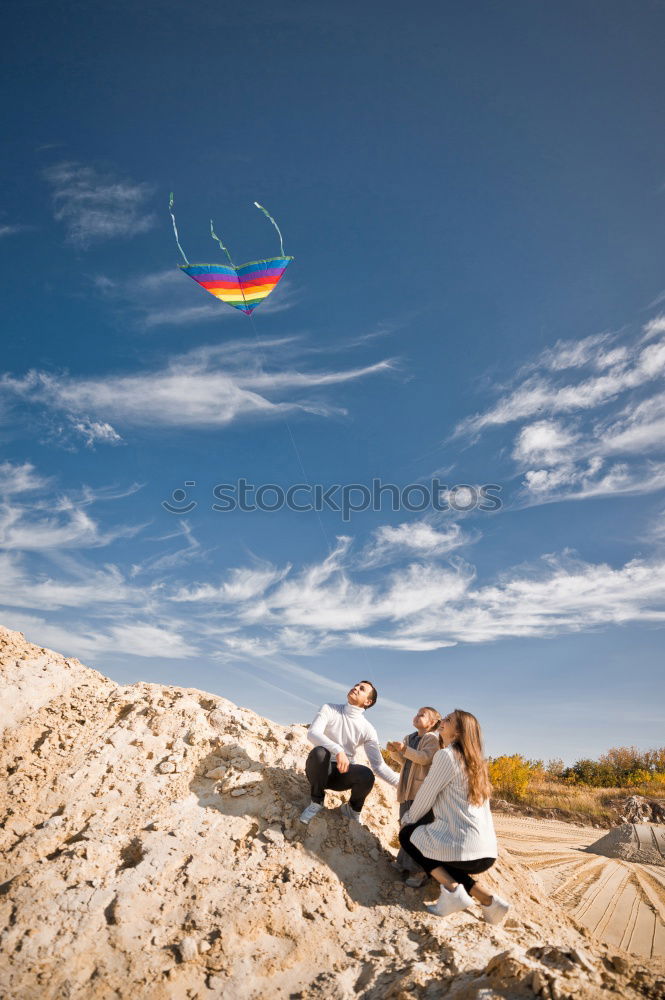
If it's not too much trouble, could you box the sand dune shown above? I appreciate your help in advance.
[495,814,665,961]
[1,625,664,999]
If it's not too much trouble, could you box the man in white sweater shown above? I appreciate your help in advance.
[299,680,399,824]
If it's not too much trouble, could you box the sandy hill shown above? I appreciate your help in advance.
[0,625,663,1000]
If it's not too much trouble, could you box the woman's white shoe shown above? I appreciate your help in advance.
[425,884,474,917]
[481,895,510,925]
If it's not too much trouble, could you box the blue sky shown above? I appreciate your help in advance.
[2,0,664,762]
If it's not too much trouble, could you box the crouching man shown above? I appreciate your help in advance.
[299,680,399,825]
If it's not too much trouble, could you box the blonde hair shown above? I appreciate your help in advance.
[420,706,442,732]
[442,709,492,806]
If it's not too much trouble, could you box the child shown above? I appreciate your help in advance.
[386,706,441,887]
[398,709,509,924]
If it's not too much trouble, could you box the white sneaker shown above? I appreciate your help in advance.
[481,894,510,925]
[339,802,363,824]
[426,884,474,917]
[299,802,324,824]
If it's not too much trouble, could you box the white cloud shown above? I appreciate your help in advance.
[522,459,665,503]
[0,611,196,659]
[512,420,578,465]
[0,462,144,551]
[601,395,665,455]
[2,476,664,667]
[453,314,665,508]
[130,521,203,575]
[0,553,137,610]
[455,327,665,438]
[514,393,665,504]
[536,332,616,372]
[173,564,289,603]
[346,633,454,651]
[642,314,665,342]
[361,521,467,567]
[166,539,665,654]
[101,622,197,658]
[44,161,155,246]
[1,346,393,434]
[0,499,140,551]
[0,224,29,239]
[69,418,123,448]
[0,461,50,495]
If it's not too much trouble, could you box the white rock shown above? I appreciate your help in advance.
[230,788,248,797]
[205,766,228,779]
[177,936,199,962]
[208,709,229,730]
[43,815,65,829]
[157,761,176,774]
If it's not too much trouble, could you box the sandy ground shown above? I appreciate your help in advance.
[495,813,665,960]
[2,624,664,998]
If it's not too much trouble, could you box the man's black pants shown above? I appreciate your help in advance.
[399,822,495,892]
[305,745,375,812]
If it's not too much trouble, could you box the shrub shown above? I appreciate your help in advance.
[488,754,534,800]
[624,769,653,787]
[562,746,665,788]
[546,758,565,779]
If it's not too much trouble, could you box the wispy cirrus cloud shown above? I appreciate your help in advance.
[453,312,665,507]
[0,552,138,610]
[175,536,665,654]
[0,460,144,550]
[44,161,155,247]
[2,462,664,668]
[521,458,665,504]
[455,323,665,440]
[1,609,198,660]
[0,223,30,239]
[0,341,394,439]
[0,460,51,495]
[360,520,468,567]
[512,397,665,505]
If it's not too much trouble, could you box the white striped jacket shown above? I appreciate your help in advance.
[402,746,498,862]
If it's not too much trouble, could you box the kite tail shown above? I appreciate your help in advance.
[254,201,285,257]
[168,193,189,265]
[210,220,235,268]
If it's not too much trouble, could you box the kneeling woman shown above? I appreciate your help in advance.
[399,709,509,923]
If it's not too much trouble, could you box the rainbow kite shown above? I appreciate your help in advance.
[169,196,293,316]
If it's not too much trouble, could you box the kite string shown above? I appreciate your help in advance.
[243,304,332,552]
[168,193,189,265]
[247,310,377,683]
[225,218,374,673]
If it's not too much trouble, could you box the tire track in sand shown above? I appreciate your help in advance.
[494,813,664,959]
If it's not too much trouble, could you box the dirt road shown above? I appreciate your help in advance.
[495,813,665,959]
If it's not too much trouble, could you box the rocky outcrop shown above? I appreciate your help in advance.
[622,795,665,825]
[1,625,663,999]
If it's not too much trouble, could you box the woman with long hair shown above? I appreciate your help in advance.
[398,709,509,922]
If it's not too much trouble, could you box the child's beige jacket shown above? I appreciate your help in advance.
[389,731,440,804]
